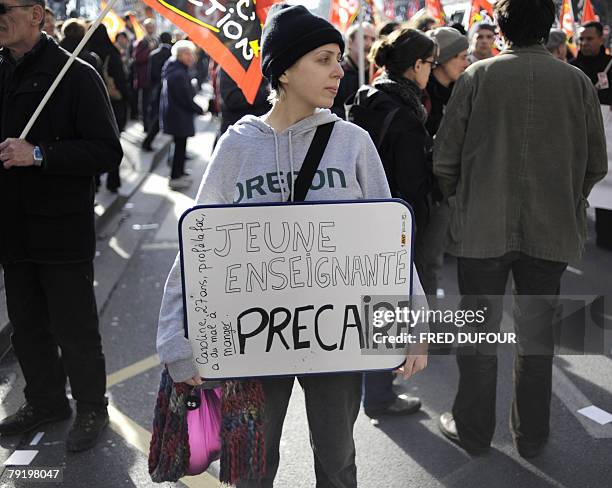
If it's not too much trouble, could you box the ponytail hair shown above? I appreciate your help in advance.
[369,27,436,77]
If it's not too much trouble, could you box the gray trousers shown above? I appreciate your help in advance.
[236,373,362,488]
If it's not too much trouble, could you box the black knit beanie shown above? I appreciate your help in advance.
[261,4,345,82]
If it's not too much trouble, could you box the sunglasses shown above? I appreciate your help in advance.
[0,3,36,14]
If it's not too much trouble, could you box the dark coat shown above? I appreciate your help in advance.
[424,74,453,137]
[350,84,432,228]
[149,44,172,88]
[160,58,204,138]
[0,34,123,264]
[147,44,172,119]
[104,49,130,130]
[332,57,362,119]
[133,36,155,90]
[59,37,102,77]
[571,46,612,105]
[219,69,270,135]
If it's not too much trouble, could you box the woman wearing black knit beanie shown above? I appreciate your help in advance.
[156,4,428,487]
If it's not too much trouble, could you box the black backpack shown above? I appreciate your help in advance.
[345,85,400,151]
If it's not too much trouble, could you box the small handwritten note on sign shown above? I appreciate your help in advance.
[179,200,414,380]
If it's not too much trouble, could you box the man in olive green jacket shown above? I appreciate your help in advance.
[433,0,607,459]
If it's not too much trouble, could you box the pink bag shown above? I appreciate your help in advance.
[186,387,223,476]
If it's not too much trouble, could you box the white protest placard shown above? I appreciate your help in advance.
[179,200,415,380]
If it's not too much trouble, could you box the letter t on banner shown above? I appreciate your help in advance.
[141,0,280,104]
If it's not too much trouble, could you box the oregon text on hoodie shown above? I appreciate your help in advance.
[156,109,424,382]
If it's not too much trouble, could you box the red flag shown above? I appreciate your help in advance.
[383,0,395,20]
[582,0,599,23]
[425,0,445,26]
[560,0,578,55]
[469,0,494,28]
[329,0,361,33]
[141,0,278,104]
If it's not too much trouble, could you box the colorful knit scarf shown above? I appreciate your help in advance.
[149,369,266,485]
[220,379,266,484]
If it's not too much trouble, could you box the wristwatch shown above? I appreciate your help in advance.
[32,146,43,167]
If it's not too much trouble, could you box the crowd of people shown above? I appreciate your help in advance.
[156,0,608,485]
[0,0,610,485]
[41,10,210,191]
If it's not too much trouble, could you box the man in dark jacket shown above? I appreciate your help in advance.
[0,0,123,452]
[142,31,172,151]
[572,21,612,105]
[571,21,612,250]
[434,0,607,459]
[331,22,376,119]
[160,40,204,190]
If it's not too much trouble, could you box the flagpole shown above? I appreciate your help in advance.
[358,1,365,88]
[20,0,121,139]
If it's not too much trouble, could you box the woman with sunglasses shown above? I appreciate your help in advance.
[348,27,437,417]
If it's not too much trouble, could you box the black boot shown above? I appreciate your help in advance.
[0,403,72,436]
[365,394,422,417]
[66,407,109,452]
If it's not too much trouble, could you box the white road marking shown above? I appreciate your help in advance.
[3,450,38,466]
[553,364,612,438]
[577,405,612,425]
[109,237,131,260]
[567,266,584,276]
[140,241,180,251]
[29,432,44,446]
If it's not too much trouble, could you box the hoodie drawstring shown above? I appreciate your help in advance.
[288,130,295,203]
[273,132,286,202]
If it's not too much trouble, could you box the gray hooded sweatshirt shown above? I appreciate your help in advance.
[157,109,423,382]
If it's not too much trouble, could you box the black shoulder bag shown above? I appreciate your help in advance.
[287,121,335,202]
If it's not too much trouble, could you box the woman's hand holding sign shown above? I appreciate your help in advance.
[184,375,203,386]
[396,343,428,380]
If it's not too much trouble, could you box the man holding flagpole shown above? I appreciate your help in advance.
[0,0,122,451]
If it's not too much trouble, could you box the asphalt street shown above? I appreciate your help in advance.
[0,114,610,488]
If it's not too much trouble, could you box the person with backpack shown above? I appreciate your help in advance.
[348,27,436,418]
[88,24,129,193]
[156,5,427,486]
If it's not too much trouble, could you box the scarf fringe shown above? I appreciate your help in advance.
[149,369,192,483]
[220,379,266,484]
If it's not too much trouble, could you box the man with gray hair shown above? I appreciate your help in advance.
[160,40,205,190]
[545,28,567,61]
[0,0,122,451]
